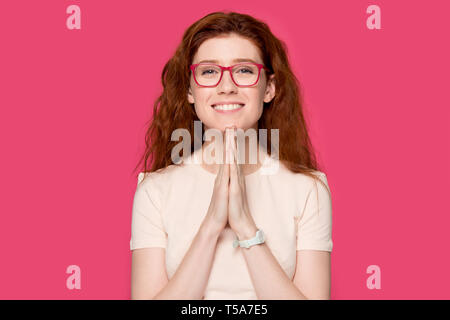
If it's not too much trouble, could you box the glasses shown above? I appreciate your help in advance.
[190,62,270,87]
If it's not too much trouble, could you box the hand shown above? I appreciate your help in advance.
[202,129,230,237]
[226,128,258,240]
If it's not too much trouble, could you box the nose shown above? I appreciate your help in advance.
[216,69,237,93]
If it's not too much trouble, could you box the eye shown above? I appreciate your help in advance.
[201,69,218,75]
[237,67,254,74]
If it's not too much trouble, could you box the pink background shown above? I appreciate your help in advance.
[0,0,449,299]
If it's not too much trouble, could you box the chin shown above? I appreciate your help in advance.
[225,122,258,132]
[201,118,257,133]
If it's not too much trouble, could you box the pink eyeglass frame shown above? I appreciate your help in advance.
[190,62,271,87]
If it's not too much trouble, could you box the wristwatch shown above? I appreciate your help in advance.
[232,229,265,249]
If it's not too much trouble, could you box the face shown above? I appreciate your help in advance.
[187,33,275,133]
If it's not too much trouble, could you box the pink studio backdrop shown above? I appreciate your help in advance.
[0,0,449,299]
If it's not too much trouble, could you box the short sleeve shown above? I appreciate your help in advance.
[296,172,333,252]
[129,172,167,250]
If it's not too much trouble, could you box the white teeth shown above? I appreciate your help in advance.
[213,104,244,111]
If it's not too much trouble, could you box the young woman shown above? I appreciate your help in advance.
[130,11,333,300]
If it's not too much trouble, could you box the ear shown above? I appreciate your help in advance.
[263,74,275,103]
[187,85,195,104]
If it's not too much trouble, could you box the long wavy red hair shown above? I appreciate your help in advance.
[134,11,327,190]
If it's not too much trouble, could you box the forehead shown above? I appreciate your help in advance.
[192,34,262,64]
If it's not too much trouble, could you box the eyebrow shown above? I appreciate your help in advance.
[196,58,260,64]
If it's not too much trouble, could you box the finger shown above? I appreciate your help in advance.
[237,146,245,186]
[231,130,244,185]
[216,155,224,182]
[229,133,239,193]
[223,155,230,189]
[217,128,229,182]
[225,127,233,165]
[230,130,238,169]
[222,128,227,165]
[221,128,231,188]
[216,137,224,173]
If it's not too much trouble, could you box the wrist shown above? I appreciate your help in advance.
[199,216,222,241]
[235,221,258,240]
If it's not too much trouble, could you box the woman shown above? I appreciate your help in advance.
[130,11,333,300]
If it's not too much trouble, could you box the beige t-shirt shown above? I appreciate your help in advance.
[129,149,333,299]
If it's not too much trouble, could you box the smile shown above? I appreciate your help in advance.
[211,103,245,113]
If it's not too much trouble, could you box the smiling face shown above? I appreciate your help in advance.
[187,33,275,132]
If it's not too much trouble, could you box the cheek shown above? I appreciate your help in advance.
[193,99,214,125]
[250,106,264,125]
[193,104,208,121]
[248,93,265,115]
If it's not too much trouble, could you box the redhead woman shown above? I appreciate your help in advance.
[130,11,333,300]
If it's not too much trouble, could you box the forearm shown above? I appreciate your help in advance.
[153,218,219,300]
[237,224,308,300]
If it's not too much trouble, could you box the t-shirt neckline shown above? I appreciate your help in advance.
[186,150,266,180]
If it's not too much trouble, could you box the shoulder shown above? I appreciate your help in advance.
[300,170,330,196]
[276,162,329,190]
[308,170,329,189]
[300,170,332,208]
[137,163,196,191]
[283,167,332,208]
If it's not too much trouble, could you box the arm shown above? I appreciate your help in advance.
[235,171,333,299]
[149,146,231,299]
[131,217,220,300]
[236,224,330,299]
[153,219,220,300]
[131,131,237,299]
[131,247,168,300]
[227,134,332,299]
[293,250,331,299]
[235,225,304,299]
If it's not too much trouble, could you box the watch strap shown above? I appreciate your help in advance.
[232,229,265,249]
